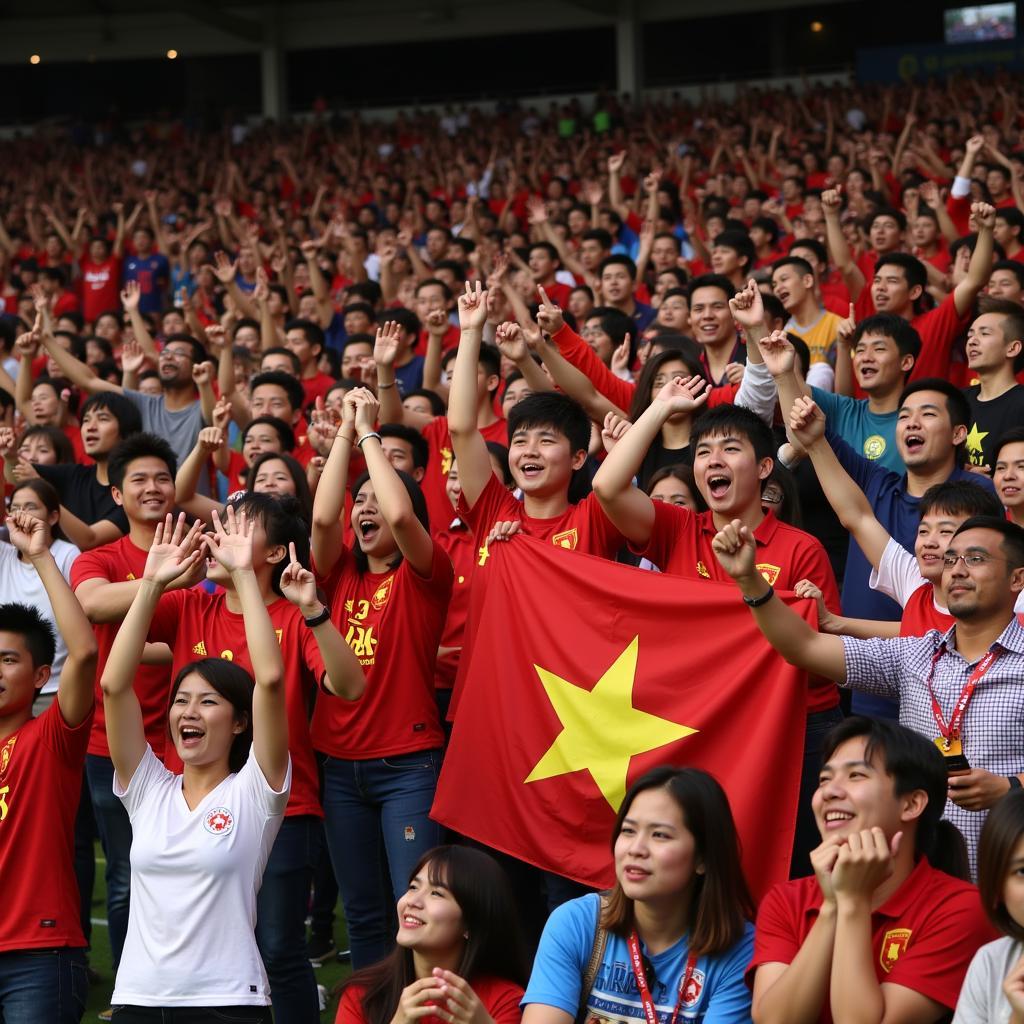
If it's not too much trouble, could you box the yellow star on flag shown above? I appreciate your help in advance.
[965,423,989,458]
[525,636,698,810]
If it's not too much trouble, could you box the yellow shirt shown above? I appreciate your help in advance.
[786,309,843,365]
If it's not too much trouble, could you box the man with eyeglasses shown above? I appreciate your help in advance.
[713,512,1024,876]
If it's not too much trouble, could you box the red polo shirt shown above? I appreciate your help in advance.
[749,857,995,1022]
[635,504,841,712]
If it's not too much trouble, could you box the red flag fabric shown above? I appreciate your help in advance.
[432,535,813,900]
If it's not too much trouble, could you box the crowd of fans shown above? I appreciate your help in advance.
[4,71,1024,1022]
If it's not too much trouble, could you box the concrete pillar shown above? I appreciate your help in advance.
[260,9,286,120]
[616,0,642,98]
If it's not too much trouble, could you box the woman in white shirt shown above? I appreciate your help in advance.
[0,479,80,714]
[100,506,291,1023]
[954,789,1024,1023]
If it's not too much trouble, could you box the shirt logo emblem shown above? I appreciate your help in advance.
[756,563,781,585]
[0,736,16,778]
[440,446,454,476]
[204,807,235,836]
[192,641,207,656]
[863,434,887,460]
[879,928,912,972]
[551,528,578,550]
[370,576,394,610]
[682,968,705,1007]
[696,561,710,578]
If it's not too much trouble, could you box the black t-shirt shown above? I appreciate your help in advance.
[33,463,129,533]
[963,384,1024,468]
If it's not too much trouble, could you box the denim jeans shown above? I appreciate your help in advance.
[85,753,132,969]
[790,706,845,878]
[110,1007,272,1022]
[308,824,338,940]
[73,774,96,947]
[254,815,320,1024]
[0,948,87,1024]
[321,749,442,969]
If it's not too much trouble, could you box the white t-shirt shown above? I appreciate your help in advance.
[953,935,1021,1023]
[0,539,80,694]
[112,746,291,1007]
[870,536,1024,614]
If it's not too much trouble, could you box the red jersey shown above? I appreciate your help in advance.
[310,544,453,759]
[300,371,337,409]
[71,538,174,760]
[0,702,92,952]
[636,504,840,712]
[433,519,477,689]
[147,590,326,818]
[749,858,995,1022]
[819,278,852,318]
[78,254,122,323]
[420,415,508,537]
[337,976,523,1024]
[414,323,461,358]
[458,473,625,558]
[899,582,954,637]
[539,281,573,308]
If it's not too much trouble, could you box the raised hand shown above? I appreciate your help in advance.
[836,303,856,346]
[534,285,565,336]
[610,334,631,376]
[424,308,448,336]
[120,280,141,312]
[789,395,827,448]
[211,396,232,431]
[121,337,146,375]
[526,195,548,225]
[724,362,745,385]
[207,505,255,575]
[809,835,845,905]
[494,321,528,363]
[373,321,402,367]
[729,278,765,331]
[608,150,627,174]
[821,187,842,215]
[711,518,758,581]
[831,827,900,902]
[0,426,16,459]
[348,386,380,436]
[191,360,215,387]
[601,411,632,455]
[196,426,226,454]
[457,280,489,331]
[279,541,320,615]
[965,134,985,157]
[142,513,206,588]
[756,329,797,378]
[7,510,48,560]
[652,374,711,416]
[253,266,270,303]
[209,251,238,285]
[971,200,996,232]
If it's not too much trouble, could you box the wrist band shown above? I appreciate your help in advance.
[742,585,775,608]
[304,606,331,628]
[377,381,396,389]
[356,431,382,449]
[1008,776,1022,791]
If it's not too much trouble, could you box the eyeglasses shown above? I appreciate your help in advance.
[942,551,1006,569]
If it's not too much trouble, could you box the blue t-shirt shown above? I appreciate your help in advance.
[810,388,902,474]
[123,252,170,314]
[394,355,425,396]
[523,893,754,1024]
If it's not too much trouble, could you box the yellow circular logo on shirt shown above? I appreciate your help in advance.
[863,435,887,460]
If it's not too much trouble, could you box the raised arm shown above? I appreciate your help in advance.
[8,512,97,728]
[711,520,847,682]
[448,281,502,508]
[100,516,204,787]
[953,201,995,317]
[40,330,121,395]
[278,542,364,701]
[592,376,710,546]
[789,397,892,570]
[120,281,160,365]
[311,392,356,576]
[174,428,225,525]
[821,189,865,301]
[209,506,288,788]
[350,389,435,578]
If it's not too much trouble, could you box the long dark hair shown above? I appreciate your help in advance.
[247,451,313,526]
[350,468,430,575]
[977,789,1024,940]
[168,658,254,774]
[628,349,708,424]
[11,478,69,543]
[342,846,529,1024]
[601,767,754,957]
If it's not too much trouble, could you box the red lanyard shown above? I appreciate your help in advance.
[926,647,999,744]
[627,930,697,1024]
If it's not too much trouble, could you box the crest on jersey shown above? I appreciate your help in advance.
[0,736,16,777]
[204,806,235,836]
[551,528,578,550]
[682,968,705,1007]
[879,928,912,972]
[756,563,781,586]
[371,576,394,610]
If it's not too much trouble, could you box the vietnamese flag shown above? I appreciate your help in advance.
[431,535,813,900]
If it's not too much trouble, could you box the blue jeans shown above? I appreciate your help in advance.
[254,816,320,1024]
[86,754,132,969]
[321,750,442,969]
[0,948,87,1024]
[790,706,845,878]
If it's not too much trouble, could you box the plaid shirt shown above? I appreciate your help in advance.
[842,616,1024,876]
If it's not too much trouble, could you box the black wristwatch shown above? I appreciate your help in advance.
[303,606,331,628]
[742,585,775,608]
